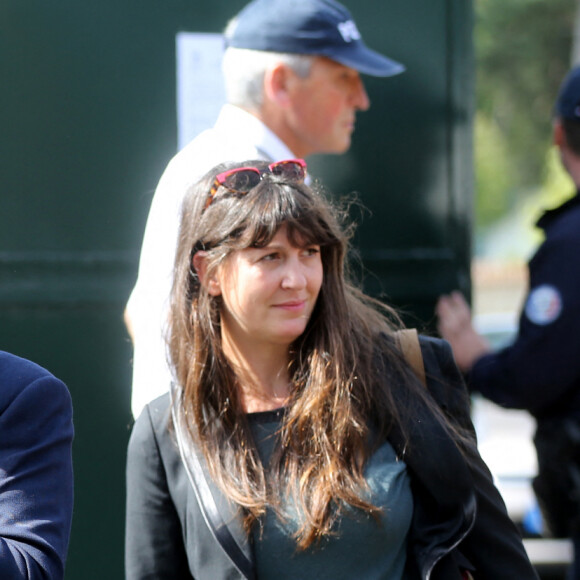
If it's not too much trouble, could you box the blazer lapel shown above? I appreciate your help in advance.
[171,384,256,579]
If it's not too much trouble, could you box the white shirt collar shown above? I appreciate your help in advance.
[214,104,296,161]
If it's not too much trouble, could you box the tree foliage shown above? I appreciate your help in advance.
[475,0,577,229]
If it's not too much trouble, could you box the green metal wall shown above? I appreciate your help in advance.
[0,1,472,577]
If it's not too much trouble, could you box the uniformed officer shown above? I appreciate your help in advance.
[436,65,580,579]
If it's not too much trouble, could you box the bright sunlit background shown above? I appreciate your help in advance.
[473,0,578,316]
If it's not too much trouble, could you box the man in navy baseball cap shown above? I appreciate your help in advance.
[126,0,405,417]
[220,0,405,158]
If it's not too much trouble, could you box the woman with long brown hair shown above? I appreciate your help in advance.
[125,159,537,579]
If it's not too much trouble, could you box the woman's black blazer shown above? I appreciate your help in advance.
[125,336,538,580]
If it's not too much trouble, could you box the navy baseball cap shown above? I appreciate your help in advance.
[225,0,405,78]
[555,66,580,121]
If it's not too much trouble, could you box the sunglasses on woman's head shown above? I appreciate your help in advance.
[205,159,307,208]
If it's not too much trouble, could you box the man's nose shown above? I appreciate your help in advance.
[353,76,370,111]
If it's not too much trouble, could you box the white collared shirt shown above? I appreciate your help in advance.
[127,104,295,417]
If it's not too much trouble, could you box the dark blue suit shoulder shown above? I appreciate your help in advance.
[0,351,71,415]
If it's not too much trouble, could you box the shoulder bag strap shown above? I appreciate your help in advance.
[170,384,255,580]
[394,328,427,387]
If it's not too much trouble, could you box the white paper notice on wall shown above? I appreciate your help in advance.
[176,32,226,151]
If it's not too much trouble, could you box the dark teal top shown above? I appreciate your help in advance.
[248,408,413,579]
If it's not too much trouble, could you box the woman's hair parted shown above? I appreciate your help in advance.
[168,160,418,548]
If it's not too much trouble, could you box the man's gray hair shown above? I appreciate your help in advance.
[222,47,314,111]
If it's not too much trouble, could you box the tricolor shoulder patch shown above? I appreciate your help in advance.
[524,284,563,326]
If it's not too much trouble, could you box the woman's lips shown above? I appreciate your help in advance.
[273,300,307,312]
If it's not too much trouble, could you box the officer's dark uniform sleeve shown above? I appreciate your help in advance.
[471,229,580,415]
[125,403,193,579]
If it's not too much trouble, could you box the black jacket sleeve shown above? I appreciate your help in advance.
[125,401,194,580]
[420,337,538,579]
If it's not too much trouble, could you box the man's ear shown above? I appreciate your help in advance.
[554,118,566,148]
[192,251,221,296]
[264,63,293,106]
